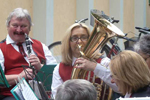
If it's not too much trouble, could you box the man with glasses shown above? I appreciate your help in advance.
[51,23,118,99]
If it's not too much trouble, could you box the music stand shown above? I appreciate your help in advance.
[0,65,10,88]
[37,64,56,91]
[36,64,56,99]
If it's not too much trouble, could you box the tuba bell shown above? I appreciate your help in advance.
[71,9,125,100]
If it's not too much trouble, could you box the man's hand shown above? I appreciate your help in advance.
[19,68,35,79]
[28,54,42,71]
[6,68,35,86]
[75,57,97,71]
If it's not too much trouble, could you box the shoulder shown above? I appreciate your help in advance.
[99,57,110,68]
[53,63,60,72]
[132,85,150,97]
[0,39,6,43]
[31,38,48,48]
[96,57,110,64]
[0,39,6,48]
[101,57,110,61]
[31,38,41,43]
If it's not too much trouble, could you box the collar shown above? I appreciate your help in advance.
[124,92,132,98]
[6,34,33,45]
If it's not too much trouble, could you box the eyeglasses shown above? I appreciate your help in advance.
[70,36,89,42]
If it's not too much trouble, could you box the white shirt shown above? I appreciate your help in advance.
[51,57,119,99]
[94,57,119,92]
[0,34,57,71]
[124,93,132,98]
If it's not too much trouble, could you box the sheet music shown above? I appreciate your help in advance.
[13,86,25,100]
[21,79,38,100]
[11,78,39,100]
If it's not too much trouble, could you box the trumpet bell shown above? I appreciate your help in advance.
[91,9,124,37]
[83,9,125,58]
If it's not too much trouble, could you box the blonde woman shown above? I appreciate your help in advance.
[51,22,118,99]
[110,50,150,97]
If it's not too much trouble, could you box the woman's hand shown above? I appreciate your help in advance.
[74,57,97,71]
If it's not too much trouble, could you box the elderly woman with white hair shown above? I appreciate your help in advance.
[55,79,97,100]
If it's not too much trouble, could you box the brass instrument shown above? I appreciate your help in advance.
[71,9,124,100]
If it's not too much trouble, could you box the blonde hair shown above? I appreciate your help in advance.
[61,23,90,65]
[110,50,150,95]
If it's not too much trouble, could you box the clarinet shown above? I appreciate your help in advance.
[25,33,34,69]
[24,34,48,100]
[25,33,31,56]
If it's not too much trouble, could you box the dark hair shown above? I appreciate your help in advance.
[134,34,150,55]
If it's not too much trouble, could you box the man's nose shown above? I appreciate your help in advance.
[16,26,22,32]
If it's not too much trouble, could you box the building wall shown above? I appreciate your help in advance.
[33,0,76,46]
[123,0,135,37]
[0,0,149,50]
[94,0,109,15]
[33,0,46,44]
[147,0,150,27]
[54,0,76,43]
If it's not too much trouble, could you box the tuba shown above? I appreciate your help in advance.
[71,9,125,100]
